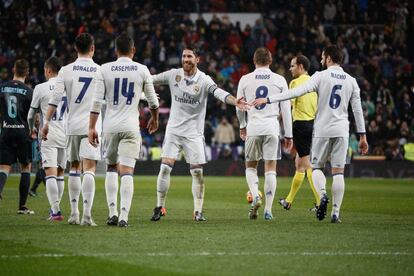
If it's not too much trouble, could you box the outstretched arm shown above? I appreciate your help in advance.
[206,79,250,111]
[252,72,320,106]
[152,70,172,86]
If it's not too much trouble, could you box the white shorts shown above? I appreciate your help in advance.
[311,137,349,169]
[161,134,206,164]
[67,135,101,162]
[245,135,281,161]
[102,131,142,165]
[41,145,67,169]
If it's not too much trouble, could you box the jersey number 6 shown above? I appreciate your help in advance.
[329,85,342,109]
[7,95,17,118]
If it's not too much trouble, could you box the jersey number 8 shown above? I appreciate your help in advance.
[255,86,268,110]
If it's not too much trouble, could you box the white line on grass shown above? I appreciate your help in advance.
[1,251,411,259]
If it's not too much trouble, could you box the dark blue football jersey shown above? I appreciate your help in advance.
[0,80,33,142]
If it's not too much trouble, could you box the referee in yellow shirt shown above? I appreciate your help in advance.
[279,55,320,210]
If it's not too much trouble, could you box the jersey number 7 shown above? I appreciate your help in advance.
[75,77,93,104]
[51,96,68,121]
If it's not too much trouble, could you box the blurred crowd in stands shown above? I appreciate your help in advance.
[1,0,413,161]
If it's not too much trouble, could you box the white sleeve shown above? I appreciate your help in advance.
[28,86,41,131]
[143,67,159,109]
[91,68,105,114]
[236,77,247,128]
[49,68,65,106]
[30,85,41,109]
[279,79,293,138]
[27,108,36,131]
[350,78,366,134]
[268,72,321,103]
[205,76,231,103]
[152,69,172,85]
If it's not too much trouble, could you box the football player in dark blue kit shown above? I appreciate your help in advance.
[0,59,35,214]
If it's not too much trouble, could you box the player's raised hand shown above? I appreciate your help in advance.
[147,116,159,134]
[89,128,99,148]
[251,97,268,107]
[236,97,251,111]
[239,128,247,141]
[359,135,369,155]
[41,123,49,141]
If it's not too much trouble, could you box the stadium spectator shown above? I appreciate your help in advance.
[214,116,235,147]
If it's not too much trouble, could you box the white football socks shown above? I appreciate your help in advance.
[246,168,260,198]
[157,163,172,207]
[119,174,134,222]
[68,171,81,216]
[105,171,119,217]
[46,176,59,214]
[190,168,204,213]
[312,169,327,198]
[56,176,64,203]
[332,174,345,217]
[82,171,95,218]
[264,171,277,212]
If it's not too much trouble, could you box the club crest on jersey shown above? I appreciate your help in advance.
[193,85,200,93]
[175,75,182,82]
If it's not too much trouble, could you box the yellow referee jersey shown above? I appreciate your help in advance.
[289,74,317,121]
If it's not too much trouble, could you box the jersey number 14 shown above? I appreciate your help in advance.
[113,78,135,105]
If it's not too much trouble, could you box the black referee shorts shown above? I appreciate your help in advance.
[293,120,314,158]
[0,138,32,165]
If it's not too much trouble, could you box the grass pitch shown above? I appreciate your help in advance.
[0,175,413,275]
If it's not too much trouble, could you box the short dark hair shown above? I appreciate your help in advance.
[115,33,134,55]
[44,56,62,74]
[294,55,310,71]
[183,44,199,57]
[75,33,94,54]
[323,45,343,64]
[253,47,272,66]
[13,59,29,78]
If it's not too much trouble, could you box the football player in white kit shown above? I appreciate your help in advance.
[253,45,369,223]
[150,45,250,222]
[42,33,102,226]
[89,33,159,227]
[237,47,293,220]
[28,57,66,221]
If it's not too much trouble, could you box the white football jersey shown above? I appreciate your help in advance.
[49,57,102,136]
[30,77,66,147]
[94,57,159,133]
[268,65,366,137]
[153,68,229,138]
[237,68,292,137]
